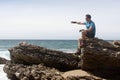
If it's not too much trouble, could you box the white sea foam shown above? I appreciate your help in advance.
[0,65,9,80]
[57,49,76,53]
[0,50,10,80]
[0,51,10,60]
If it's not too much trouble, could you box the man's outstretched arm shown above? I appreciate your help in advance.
[77,22,85,25]
[71,21,85,25]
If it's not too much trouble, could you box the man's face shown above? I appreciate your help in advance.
[85,17,91,22]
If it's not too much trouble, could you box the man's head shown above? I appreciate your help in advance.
[85,14,91,22]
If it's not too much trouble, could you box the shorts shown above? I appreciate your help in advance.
[86,31,95,38]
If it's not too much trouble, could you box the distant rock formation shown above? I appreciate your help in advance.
[0,57,8,64]
[3,39,120,80]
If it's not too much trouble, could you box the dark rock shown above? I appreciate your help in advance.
[80,38,120,70]
[0,57,8,64]
[9,42,79,71]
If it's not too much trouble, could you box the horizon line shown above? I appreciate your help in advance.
[0,39,118,41]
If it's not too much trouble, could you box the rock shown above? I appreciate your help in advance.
[4,61,105,80]
[114,41,120,46]
[80,38,120,71]
[3,61,64,80]
[62,69,103,80]
[3,39,120,80]
[66,76,101,80]
[9,42,79,71]
[0,57,8,64]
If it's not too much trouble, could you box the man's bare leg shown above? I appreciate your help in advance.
[78,38,81,49]
[82,30,87,40]
[78,31,87,49]
[76,30,88,55]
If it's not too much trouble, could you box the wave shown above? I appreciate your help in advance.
[0,51,10,60]
[57,49,76,53]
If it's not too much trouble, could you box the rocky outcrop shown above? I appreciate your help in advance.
[4,61,103,80]
[114,41,120,46]
[4,61,64,80]
[9,42,79,71]
[3,39,120,80]
[0,57,8,64]
[80,38,120,71]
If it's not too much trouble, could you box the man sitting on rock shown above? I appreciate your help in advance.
[71,14,96,54]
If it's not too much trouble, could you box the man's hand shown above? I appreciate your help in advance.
[79,29,84,32]
[71,21,77,24]
[71,21,82,24]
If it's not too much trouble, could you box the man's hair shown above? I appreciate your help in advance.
[86,14,91,19]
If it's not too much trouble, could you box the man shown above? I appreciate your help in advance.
[71,14,96,54]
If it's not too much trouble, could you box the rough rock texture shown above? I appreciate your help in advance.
[80,38,120,70]
[4,39,120,80]
[4,61,104,80]
[9,42,79,71]
[0,57,8,64]
[66,76,102,80]
[4,61,64,80]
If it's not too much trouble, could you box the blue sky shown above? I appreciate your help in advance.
[0,0,120,40]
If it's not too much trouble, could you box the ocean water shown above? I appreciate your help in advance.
[0,40,78,60]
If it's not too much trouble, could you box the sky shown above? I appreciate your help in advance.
[0,0,120,40]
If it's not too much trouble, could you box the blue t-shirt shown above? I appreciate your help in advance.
[84,20,96,35]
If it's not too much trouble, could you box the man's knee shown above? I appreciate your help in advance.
[79,38,82,40]
[82,31,86,35]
